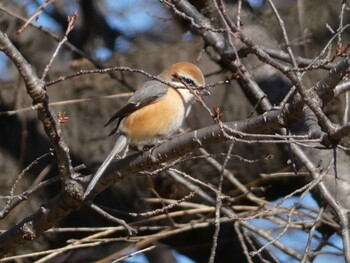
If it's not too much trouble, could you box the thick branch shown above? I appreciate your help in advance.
[0,31,75,181]
[0,31,80,256]
[86,110,285,197]
[0,193,77,256]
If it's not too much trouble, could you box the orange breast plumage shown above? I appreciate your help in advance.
[121,88,186,144]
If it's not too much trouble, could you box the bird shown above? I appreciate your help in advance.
[83,62,209,198]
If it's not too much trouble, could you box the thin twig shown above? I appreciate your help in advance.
[0,241,102,262]
[85,201,137,236]
[17,0,56,34]
[41,12,77,80]
[0,93,132,117]
[112,245,156,263]
[235,222,254,263]
[0,151,53,219]
[300,208,323,263]
[0,4,134,91]
[209,143,234,263]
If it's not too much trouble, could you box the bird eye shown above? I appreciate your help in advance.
[181,76,196,87]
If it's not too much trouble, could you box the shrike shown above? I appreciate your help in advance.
[84,62,208,198]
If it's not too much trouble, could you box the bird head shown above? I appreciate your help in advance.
[161,62,210,96]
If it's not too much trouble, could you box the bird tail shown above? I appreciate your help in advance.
[83,134,128,199]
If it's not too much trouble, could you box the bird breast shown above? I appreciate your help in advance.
[120,87,194,145]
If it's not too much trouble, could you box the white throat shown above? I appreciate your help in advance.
[171,82,196,104]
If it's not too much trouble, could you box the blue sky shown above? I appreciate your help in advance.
[251,193,344,263]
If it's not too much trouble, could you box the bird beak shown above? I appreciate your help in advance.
[199,87,211,96]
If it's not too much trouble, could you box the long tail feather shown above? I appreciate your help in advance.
[84,135,128,198]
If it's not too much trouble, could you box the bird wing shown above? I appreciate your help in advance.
[105,80,168,135]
